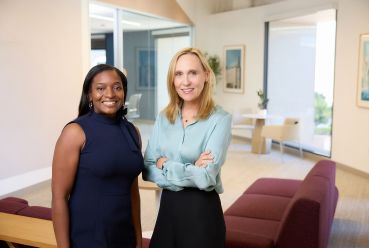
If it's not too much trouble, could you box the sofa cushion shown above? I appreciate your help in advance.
[225,215,279,241]
[0,198,28,214]
[245,178,302,198]
[18,206,52,220]
[0,197,29,205]
[224,194,291,221]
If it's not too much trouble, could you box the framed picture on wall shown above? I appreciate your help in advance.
[223,45,245,93]
[136,48,156,90]
[357,33,369,108]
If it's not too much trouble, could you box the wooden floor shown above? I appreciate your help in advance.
[5,121,369,248]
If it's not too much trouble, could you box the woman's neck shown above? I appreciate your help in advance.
[181,102,199,125]
[182,102,199,115]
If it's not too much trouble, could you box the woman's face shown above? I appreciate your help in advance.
[174,53,208,105]
[89,70,124,118]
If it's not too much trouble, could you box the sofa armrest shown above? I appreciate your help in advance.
[276,175,335,248]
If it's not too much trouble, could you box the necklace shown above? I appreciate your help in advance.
[182,107,197,124]
[183,116,193,123]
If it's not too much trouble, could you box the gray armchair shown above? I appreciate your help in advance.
[125,93,142,120]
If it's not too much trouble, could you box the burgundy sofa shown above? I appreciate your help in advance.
[0,196,51,220]
[224,159,339,248]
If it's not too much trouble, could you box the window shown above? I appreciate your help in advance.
[265,9,336,156]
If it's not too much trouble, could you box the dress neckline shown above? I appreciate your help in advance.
[89,110,122,125]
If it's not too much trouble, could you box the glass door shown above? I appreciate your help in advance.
[265,9,336,156]
[89,3,192,120]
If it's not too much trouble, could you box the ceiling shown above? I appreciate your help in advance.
[90,3,186,34]
[212,0,286,12]
[90,1,329,34]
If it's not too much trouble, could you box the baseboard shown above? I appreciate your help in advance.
[231,135,252,142]
[270,143,369,179]
[335,162,369,179]
[0,167,51,197]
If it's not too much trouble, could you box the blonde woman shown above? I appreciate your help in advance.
[143,48,232,248]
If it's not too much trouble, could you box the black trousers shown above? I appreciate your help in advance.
[149,188,226,248]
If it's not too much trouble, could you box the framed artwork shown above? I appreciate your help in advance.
[136,48,156,90]
[223,45,245,93]
[357,33,369,108]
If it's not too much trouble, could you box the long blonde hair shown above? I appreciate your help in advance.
[164,47,215,123]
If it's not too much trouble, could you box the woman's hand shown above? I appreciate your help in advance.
[195,151,214,168]
[156,157,168,169]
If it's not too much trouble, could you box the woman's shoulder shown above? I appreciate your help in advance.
[59,122,85,146]
[211,106,231,121]
[156,111,172,125]
[71,112,90,125]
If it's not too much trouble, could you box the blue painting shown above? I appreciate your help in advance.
[360,41,369,100]
[357,34,369,108]
[224,45,244,93]
[137,48,156,89]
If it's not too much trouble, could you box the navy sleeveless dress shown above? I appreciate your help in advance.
[68,111,143,248]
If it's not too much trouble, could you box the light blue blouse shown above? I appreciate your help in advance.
[143,106,232,194]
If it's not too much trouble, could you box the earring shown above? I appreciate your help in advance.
[89,102,93,109]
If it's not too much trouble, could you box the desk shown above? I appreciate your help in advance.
[0,212,56,248]
[241,113,277,154]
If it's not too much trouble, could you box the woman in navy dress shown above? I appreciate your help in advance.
[52,64,144,248]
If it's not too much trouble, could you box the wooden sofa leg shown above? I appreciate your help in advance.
[6,241,16,248]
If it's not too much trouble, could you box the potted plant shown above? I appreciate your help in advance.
[205,53,221,80]
[257,89,269,115]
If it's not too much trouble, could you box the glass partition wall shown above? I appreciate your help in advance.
[89,2,192,120]
[266,9,336,157]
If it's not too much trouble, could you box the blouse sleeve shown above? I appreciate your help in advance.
[162,114,232,190]
[142,115,183,191]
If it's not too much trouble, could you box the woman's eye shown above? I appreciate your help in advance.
[114,85,122,91]
[175,72,182,76]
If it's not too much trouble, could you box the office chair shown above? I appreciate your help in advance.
[125,93,142,120]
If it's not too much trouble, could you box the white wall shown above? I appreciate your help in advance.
[331,0,369,173]
[0,0,89,193]
[178,0,369,174]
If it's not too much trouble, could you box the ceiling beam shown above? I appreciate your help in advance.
[96,0,193,25]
